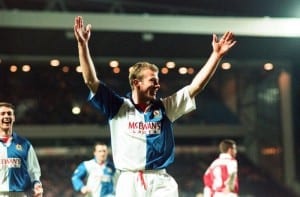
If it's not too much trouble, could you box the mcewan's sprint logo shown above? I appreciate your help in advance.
[0,144,23,168]
[128,121,161,135]
[0,158,21,168]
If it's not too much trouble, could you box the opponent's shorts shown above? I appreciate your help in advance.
[203,187,238,197]
[213,192,238,197]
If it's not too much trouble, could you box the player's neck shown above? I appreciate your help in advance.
[132,93,150,106]
[136,103,149,112]
[0,130,12,137]
[97,161,105,165]
[0,133,11,143]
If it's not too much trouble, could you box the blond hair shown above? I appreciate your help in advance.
[128,62,159,89]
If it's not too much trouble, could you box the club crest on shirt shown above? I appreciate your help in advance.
[16,144,23,151]
[153,110,160,118]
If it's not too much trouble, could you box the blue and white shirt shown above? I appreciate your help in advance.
[71,158,115,197]
[89,82,196,171]
[0,132,41,192]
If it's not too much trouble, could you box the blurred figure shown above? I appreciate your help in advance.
[203,139,239,197]
[0,102,43,197]
[71,142,116,197]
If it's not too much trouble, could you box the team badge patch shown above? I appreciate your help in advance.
[153,110,160,118]
[16,144,23,151]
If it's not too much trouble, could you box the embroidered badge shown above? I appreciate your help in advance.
[153,110,160,118]
[16,144,22,151]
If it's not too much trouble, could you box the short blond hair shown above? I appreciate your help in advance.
[128,62,159,89]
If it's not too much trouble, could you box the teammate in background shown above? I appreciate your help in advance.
[71,142,116,197]
[203,139,239,197]
[73,15,236,197]
[0,102,43,197]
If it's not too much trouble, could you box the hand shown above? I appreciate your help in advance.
[33,183,43,197]
[74,16,92,44]
[212,31,236,57]
[81,186,91,194]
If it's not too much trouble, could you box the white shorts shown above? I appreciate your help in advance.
[0,192,27,197]
[203,187,238,197]
[115,169,178,197]
[213,192,238,197]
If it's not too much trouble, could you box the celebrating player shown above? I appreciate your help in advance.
[0,102,43,197]
[73,15,236,197]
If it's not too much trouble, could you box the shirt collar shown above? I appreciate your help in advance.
[219,153,233,159]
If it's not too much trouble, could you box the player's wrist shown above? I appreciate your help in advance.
[32,180,42,187]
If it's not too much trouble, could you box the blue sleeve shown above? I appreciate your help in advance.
[88,82,124,120]
[71,163,87,192]
[101,162,116,196]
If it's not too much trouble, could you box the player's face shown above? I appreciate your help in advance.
[94,144,108,164]
[0,106,15,134]
[136,69,160,102]
[230,144,237,158]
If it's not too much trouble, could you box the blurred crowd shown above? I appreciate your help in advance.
[0,65,240,125]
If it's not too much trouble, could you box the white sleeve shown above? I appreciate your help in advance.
[162,85,196,122]
[27,145,42,182]
[227,159,238,174]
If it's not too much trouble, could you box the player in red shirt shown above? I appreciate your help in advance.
[203,139,239,197]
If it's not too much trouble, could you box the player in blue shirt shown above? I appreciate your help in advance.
[0,102,43,197]
[73,16,236,197]
[71,142,116,197]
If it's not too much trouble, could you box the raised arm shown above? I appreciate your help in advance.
[188,31,236,98]
[74,16,100,93]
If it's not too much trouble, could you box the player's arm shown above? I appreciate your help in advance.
[225,172,237,192]
[71,163,88,192]
[74,16,100,94]
[27,145,42,181]
[27,145,43,197]
[188,31,236,98]
[224,159,238,193]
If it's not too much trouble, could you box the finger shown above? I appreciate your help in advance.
[75,16,80,28]
[212,34,217,43]
[224,31,233,41]
[76,16,83,29]
[74,16,82,31]
[228,40,237,48]
[73,24,78,34]
[86,24,92,32]
[220,31,230,42]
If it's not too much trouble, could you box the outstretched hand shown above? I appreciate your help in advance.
[212,31,236,57]
[74,16,92,44]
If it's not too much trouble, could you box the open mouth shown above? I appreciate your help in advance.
[2,118,12,124]
[150,89,158,96]
[2,123,11,127]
